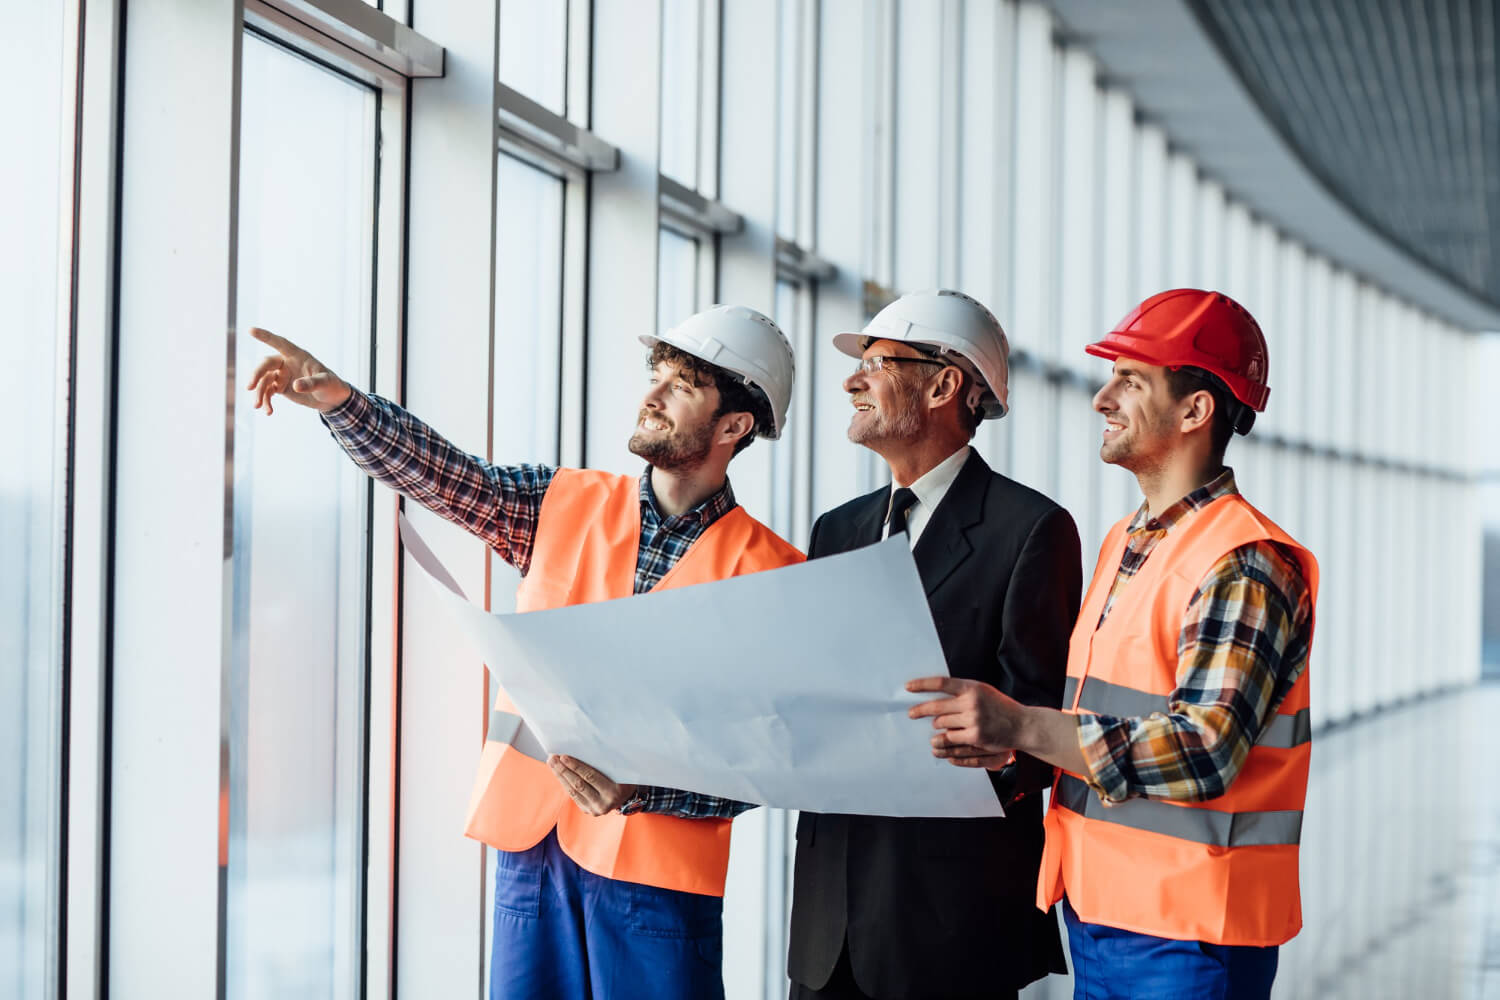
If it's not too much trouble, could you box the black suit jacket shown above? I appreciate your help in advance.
[787,450,1082,998]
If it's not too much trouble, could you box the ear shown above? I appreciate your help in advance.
[717,410,755,447]
[925,366,965,411]
[1179,390,1215,435]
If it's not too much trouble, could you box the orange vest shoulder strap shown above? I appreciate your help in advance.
[518,469,640,611]
[655,507,805,591]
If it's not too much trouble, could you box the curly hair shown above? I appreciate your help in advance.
[649,342,775,455]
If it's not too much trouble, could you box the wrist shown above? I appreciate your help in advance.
[318,380,355,414]
[1014,703,1045,756]
[618,786,646,815]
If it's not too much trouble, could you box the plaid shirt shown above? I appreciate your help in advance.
[1075,468,1313,804]
[322,388,752,820]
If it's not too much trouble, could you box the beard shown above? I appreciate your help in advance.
[1099,425,1131,465]
[1098,411,1172,470]
[848,381,925,446]
[627,409,718,472]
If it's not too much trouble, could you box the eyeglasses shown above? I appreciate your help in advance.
[852,355,949,377]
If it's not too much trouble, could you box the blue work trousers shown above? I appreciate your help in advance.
[489,829,725,1000]
[1063,897,1278,1000]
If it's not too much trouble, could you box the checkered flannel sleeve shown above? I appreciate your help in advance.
[1075,540,1314,804]
[623,786,756,820]
[320,388,553,574]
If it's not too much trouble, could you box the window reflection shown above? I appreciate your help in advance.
[228,33,376,999]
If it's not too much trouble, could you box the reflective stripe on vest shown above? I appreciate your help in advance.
[1062,676,1312,750]
[462,468,804,896]
[1037,493,1319,947]
[1053,774,1303,847]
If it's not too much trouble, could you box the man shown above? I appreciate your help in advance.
[787,289,1081,999]
[246,305,804,999]
[911,289,1317,1000]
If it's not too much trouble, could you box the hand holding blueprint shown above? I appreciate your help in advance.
[399,514,1003,818]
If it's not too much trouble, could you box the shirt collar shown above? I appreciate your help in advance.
[890,445,971,514]
[639,466,738,526]
[1128,466,1238,534]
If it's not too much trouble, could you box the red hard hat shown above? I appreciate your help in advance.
[1086,289,1271,412]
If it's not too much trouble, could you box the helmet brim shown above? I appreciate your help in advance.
[1084,337,1173,367]
[830,331,865,360]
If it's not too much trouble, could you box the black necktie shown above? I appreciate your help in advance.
[887,487,919,537]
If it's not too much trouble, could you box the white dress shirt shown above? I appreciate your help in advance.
[884,446,971,548]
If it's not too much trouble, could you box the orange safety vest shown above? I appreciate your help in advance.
[1037,493,1318,946]
[463,467,804,896]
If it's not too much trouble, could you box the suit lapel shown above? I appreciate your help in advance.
[911,451,990,597]
[853,489,888,547]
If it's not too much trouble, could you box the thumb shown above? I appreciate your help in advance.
[292,372,342,397]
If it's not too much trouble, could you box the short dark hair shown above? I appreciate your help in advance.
[1164,365,1238,463]
[649,341,775,455]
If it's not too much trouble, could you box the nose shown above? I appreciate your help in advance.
[1092,379,1115,414]
[641,381,668,409]
[843,367,868,395]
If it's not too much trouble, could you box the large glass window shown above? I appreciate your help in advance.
[1,3,70,993]
[658,228,701,329]
[775,0,803,239]
[772,278,818,545]
[499,0,568,114]
[659,0,703,186]
[493,155,566,470]
[227,33,377,998]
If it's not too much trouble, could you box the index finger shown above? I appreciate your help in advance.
[555,755,600,784]
[906,676,964,695]
[908,696,962,721]
[249,326,299,356]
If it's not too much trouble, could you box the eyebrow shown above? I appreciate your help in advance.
[655,364,704,388]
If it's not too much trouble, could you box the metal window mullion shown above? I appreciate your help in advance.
[65,0,127,991]
[360,63,411,1000]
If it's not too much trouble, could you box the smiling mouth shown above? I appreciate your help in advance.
[640,416,671,432]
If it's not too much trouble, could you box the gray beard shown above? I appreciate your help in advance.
[848,384,924,446]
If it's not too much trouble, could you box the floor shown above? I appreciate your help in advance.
[1022,682,1500,999]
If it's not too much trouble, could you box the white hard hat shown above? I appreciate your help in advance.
[832,289,1010,419]
[639,304,796,438]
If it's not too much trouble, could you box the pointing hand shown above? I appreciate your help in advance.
[244,327,352,415]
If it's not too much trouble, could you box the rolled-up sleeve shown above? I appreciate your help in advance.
[622,786,755,820]
[1076,540,1312,803]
